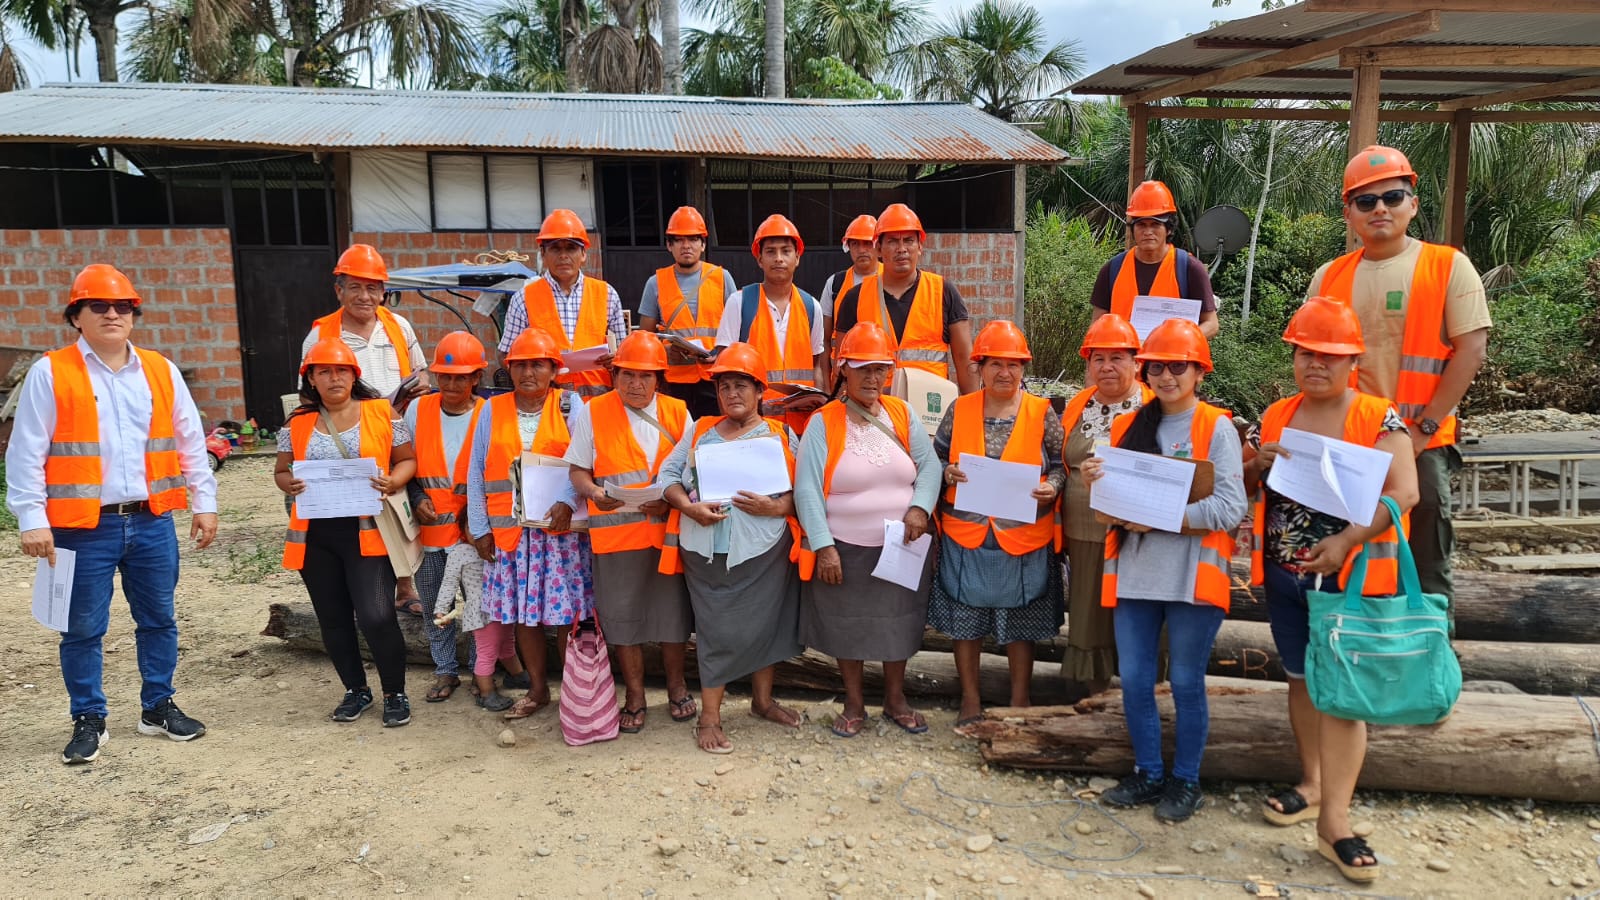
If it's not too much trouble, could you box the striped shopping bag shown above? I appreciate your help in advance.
[559,618,620,746]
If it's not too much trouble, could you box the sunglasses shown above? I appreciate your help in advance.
[84,300,136,315]
[1144,360,1195,377]
[1349,189,1413,213]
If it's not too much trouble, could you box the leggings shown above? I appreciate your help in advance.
[299,517,407,695]
[472,621,517,678]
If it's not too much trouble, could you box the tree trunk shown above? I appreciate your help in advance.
[88,6,118,82]
[762,0,784,98]
[660,0,681,95]
[963,687,1600,803]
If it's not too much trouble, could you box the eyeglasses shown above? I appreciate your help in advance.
[1144,360,1195,376]
[1349,189,1413,213]
[85,300,136,315]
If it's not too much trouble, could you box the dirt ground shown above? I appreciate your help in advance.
[3,455,1599,899]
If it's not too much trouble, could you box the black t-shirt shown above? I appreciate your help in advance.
[832,272,970,343]
[1089,251,1216,312]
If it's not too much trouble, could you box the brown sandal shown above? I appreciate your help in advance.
[502,694,548,720]
[694,721,734,754]
[750,702,801,728]
[425,674,460,703]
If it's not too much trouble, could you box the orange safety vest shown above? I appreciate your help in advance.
[1318,242,1459,449]
[656,264,727,384]
[313,307,413,379]
[1109,246,1181,320]
[522,276,612,400]
[585,391,687,554]
[831,265,882,321]
[1100,402,1235,611]
[43,344,188,528]
[1250,392,1408,596]
[940,392,1054,555]
[281,399,394,570]
[658,415,799,574]
[855,272,949,378]
[411,393,485,549]
[483,389,573,550]
[796,398,914,580]
[748,285,818,389]
[1056,385,1155,549]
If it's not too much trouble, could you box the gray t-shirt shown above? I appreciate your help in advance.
[638,266,739,322]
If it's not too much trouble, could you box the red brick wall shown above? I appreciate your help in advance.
[0,228,243,426]
[921,232,1020,329]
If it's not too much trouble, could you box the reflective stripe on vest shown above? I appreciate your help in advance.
[797,399,912,580]
[856,272,949,378]
[1250,392,1407,596]
[1099,401,1235,611]
[522,276,612,398]
[1318,242,1459,448]
[314,307,413,379]
[485,389,573,551]
[586,391,686,554]
[657,264,727,384]
[1109,247,1180,320]
[413,393,485,548]
[940,392,1053,555]
[282,399,394,570]
[44,344,188,529]
[748,285,817,395]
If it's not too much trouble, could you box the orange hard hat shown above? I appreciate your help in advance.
[874,203,925,242]
[430,330,488,374]
[1137,318,1213,373]
[1125,181,1178,220]
[751,214,805,258]
[1283,296,1365,356]
[70,263,141,305]
[706,342,767,389]
[971,319,1031,362]
[333,243,389,282]
[504,327,562,364]
[301,338,361,377]
[836,321,896,364]
[537,208,590,247]
[1079,314,1141,359]
[843,214,878,244]
[1343,145,1417,201]
[666,206,708,237]
[612,330,669,371]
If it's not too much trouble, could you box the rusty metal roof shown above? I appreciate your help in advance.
[0,83,1067,164]
[1071,3,1600,105]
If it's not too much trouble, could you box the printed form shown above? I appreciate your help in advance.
[1266,427,1392,527]
[1128,296,1202,341]
[292,458,382,519]
[1089,446,1196,533]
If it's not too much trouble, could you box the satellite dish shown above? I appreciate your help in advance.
[1192,205,1251,259]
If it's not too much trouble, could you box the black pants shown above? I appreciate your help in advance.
[300,517,407,695]
[662,379,721,419]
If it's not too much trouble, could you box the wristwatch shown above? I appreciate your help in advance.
[1417,418,1440,436]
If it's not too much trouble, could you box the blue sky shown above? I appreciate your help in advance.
[5,0,1254,89]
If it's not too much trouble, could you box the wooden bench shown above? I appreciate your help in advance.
[1457,431,1600,518]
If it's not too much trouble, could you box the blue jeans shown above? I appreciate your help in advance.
[1262,561,1317,678]
[1113,597,1226,783]
[54,510,181,719]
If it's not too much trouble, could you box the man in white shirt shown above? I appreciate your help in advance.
[6,264,218,765]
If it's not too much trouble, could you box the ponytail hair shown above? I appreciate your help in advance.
[1114,400,1166,456]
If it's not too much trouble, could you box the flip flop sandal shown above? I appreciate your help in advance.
[750,704,802,729]
[1318,835,1381,884]
[502,695,547,720]
[619,706,647,734]
[425,675,461,703]
[694,722,734,754]
[953,715,984,733]
[882,709,929,734]
[830,713,866,738]
[396,596,426,617]
[669,695,698,722]
[1263,788,1321,826]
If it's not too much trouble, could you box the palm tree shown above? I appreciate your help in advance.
[897,0,1082,122]
[474,0,596,91]
[682,0,918,97]
[800,0,924,79]
[576,0,660,92]
[761,0,781,97]
[57,0,141,82]
[660,0,679,93]
[1,0,58,90]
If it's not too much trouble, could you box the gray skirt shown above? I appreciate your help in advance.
[592,548,693,645]
[801,540,932,662]
[683,533,803,688]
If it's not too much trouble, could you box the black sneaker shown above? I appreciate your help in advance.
[1101,771,1167,808]
[331,687,374,722]
[62,715,107,765]
[382,693,412,728]
[138,698,206,741]
[1155,777,1206,823]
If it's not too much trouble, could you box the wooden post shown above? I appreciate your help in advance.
[1443,108,1473,248]
[1346,64,1382,249]
[1126,102,1148,249]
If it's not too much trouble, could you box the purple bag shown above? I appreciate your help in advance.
[559,619,620,746]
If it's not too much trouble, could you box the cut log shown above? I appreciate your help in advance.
[966,687,1600,802]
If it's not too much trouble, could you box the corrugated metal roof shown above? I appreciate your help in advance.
[1072,4,1600,103]
[0,83,1067,164]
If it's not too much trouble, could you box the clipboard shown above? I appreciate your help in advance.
[512,451,589,531]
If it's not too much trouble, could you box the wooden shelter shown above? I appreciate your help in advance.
[1068,0,1600,248]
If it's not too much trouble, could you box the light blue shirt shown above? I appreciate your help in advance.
[658,419,797,569]
[466,394,578,539]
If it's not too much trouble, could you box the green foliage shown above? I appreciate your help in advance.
[1022,207,1118,384]
[0,461,14,530]
[894,0,1082,122]
[793,54,900,99]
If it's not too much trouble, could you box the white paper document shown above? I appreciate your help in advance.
[516,453,587,527]
[604,483,666,511]
[1128,295,1203,341]
[1089,445,1197,533]
[694,436,792,503]
[1266,427,1393,527]
[293,458,383,519]
[953,453,1041,523]
[872,519,932,591]
[32,547,76,632]
[661,333,712,359]
[560,344,609,374]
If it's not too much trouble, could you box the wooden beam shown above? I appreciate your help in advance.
[1193,37,1313,51]
[1477,108,1600,123]
[1123,11,1440,105]
[1342,46,1600,69]
[1309,0,1600,11]
[1439,73,1600,111]
[1129,65,1568,84]
[1442,109,1472,249]
[1146,105,1449,123]
[1348,64,1382,251]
